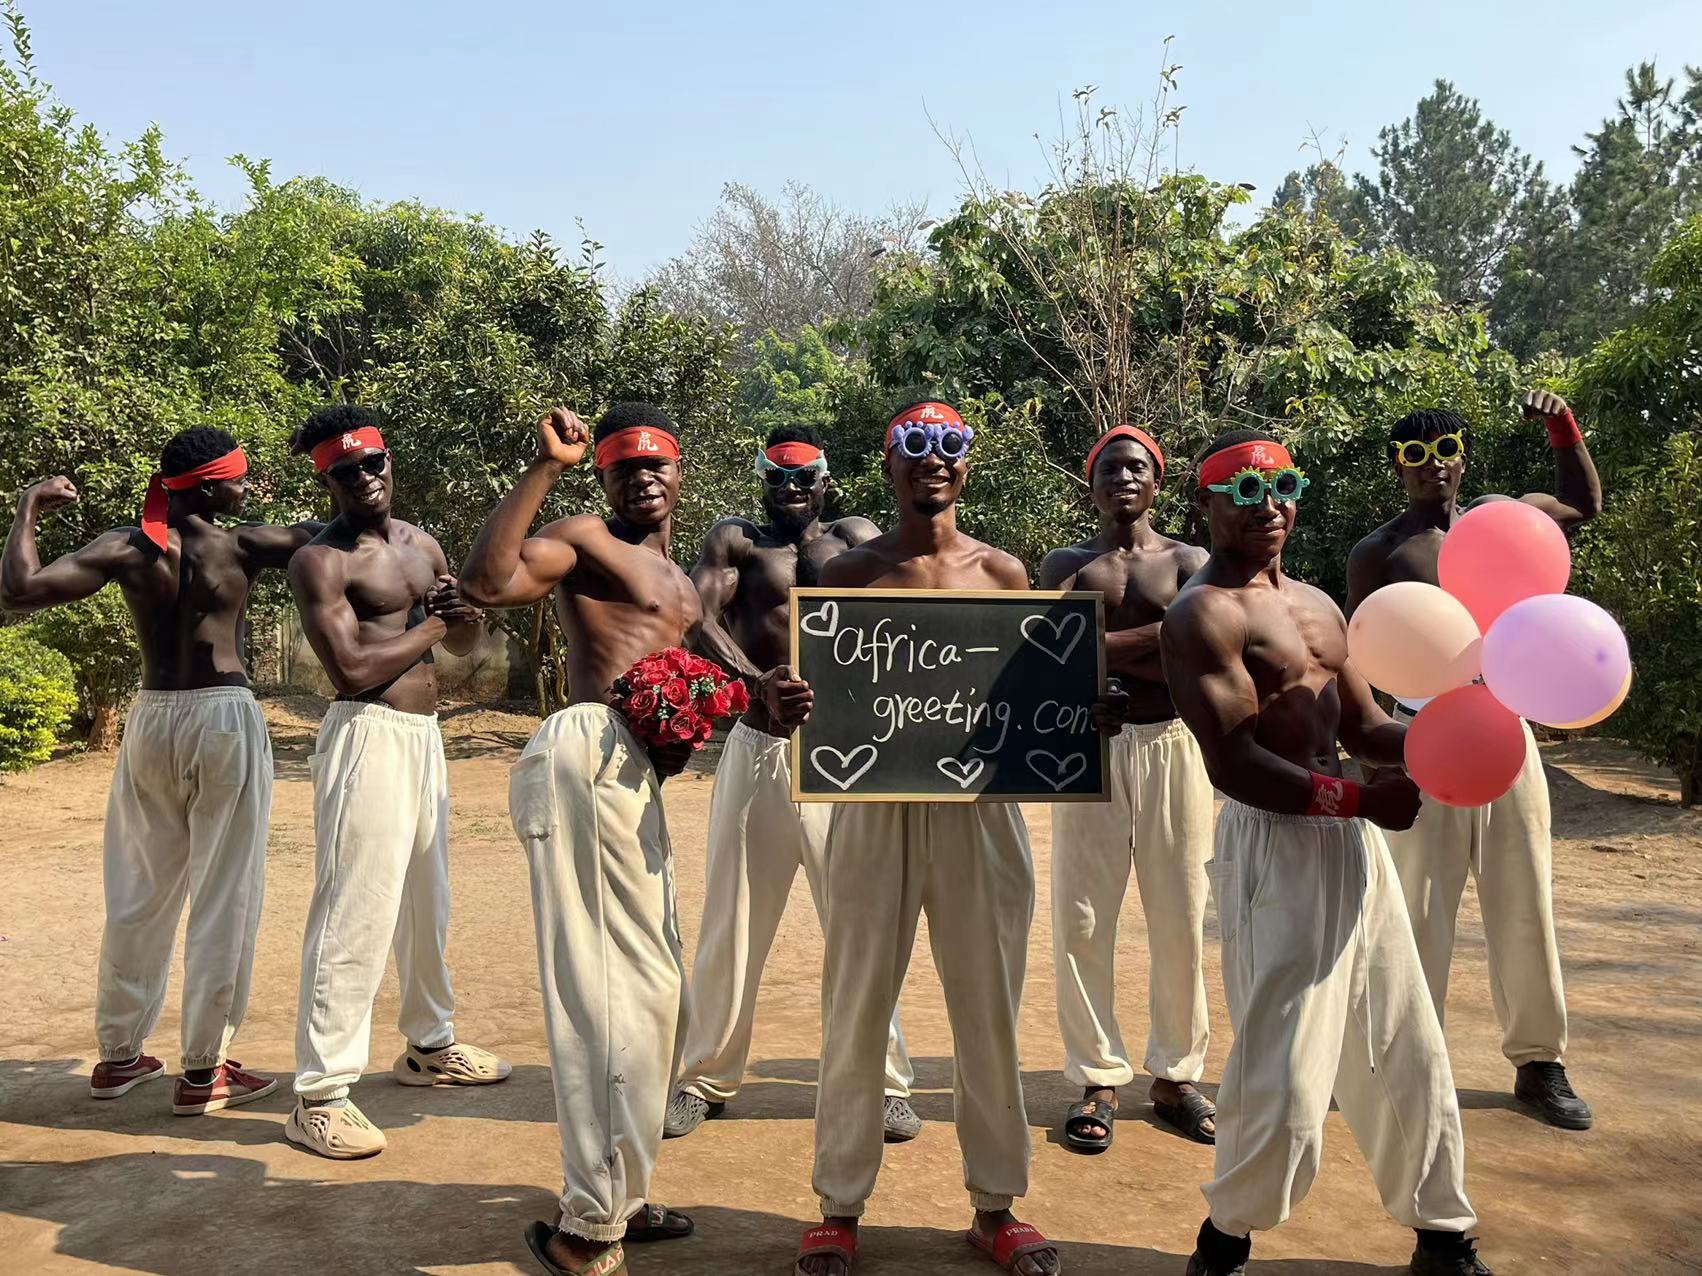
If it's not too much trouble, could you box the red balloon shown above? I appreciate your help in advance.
[1438,500,1571,633]
[1403,684,1527,808]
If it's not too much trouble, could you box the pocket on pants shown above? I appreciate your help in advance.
[1204,858,1243,946]
[509,748,558,843]
[200,730,247,788]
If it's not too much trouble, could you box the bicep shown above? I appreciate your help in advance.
[15,536,129,608]
[689,526,745,614]
[1163,605,1257,749]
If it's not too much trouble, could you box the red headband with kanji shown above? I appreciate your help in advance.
[1198,440,1296,489]
[310,426,387,474]
[140,447,249,552]
[1086,424,1166,481]
[594,425,680,469]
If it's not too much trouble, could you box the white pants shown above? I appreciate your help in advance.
[814,801,1034,1218]
[1385,719,1566,1065]
[1204,802,1475,1238]
[511,704,689,1244]
[294,701,455,1100]
[97,688,272,1069]
[678,721,912,1104]
[1052,717,1214,1088]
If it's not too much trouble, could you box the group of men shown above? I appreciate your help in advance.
[0,380,1602,1276]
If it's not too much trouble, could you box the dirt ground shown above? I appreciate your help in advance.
[2,695,1699,1275]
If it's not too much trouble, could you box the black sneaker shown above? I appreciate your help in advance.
[1185,1219,1250,1275]
[1411,1230,1493,1275]
[1514,1061,1593,1130]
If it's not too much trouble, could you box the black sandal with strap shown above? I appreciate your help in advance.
[624,1202,694,1243]
[1062,1096,1116,1153]
[1154,1089,1217,1145]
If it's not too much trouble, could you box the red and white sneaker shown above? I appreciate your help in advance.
[90,1055,165,1099]
[172,1060,277,1115]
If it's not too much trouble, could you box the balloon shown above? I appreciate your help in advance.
[1404,684,1528,807]
[1481,595,1631,726]
[1346,581,1482,699]
[1551,666,1633,730]
[1438,500,1571,632]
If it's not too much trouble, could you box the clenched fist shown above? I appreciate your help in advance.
[1521,389,1571,422]
[22,476,78,514]
[537,407,590,469]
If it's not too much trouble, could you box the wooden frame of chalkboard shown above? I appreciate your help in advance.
[787,587,1110,803]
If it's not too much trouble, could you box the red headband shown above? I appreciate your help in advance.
[140,448,249,552]
[765,441,822,466]
[1198,440,1296,490]
[594,425,680,469]
[1086,424,1165,481]
[310,426,387,473]
[887,401,965,433]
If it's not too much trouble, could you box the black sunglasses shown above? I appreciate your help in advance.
[327,451,389,483]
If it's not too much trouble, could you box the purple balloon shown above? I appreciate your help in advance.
[1481,595,1631,726]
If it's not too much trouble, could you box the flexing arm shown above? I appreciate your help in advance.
[236,520,327,572]
[289,546,447,697]
[458,408,587,608]
[1162,590,1323,812]
[1,478,133,613]
[688,519,761,681]
[1512,390,1603,532]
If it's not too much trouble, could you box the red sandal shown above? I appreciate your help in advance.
[796,1221,857,1273]
[969,1220,1058,1271]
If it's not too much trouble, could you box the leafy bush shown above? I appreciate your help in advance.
[0,626,78,771]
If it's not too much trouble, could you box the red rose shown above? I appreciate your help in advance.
[636,658,669,687]
[688,653,718,679]
[664,647,694,674]
[726,679,750,713]
[670,708,704,741]
[660,677,690,709]
[704,685,734,719]
[628,687,660,720]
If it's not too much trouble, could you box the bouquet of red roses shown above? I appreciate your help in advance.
[612,647,750,749]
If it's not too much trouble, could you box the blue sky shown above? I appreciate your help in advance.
[21,1,1701,279]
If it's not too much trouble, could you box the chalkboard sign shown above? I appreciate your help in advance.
[789,588,1108,803]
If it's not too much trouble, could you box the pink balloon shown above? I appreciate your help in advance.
[1481,595,1631,726]
[1346,581,1482,699]
[1439,501,1572,632]
[1405,684,1527,807]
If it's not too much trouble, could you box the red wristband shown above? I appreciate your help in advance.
[1307,772,1360,818]
[1544,408,1582,449]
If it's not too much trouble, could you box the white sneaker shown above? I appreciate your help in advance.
[285,1100,387,1159]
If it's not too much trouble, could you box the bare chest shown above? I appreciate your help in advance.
[1382,530,1444,588]
[1075,551,1180,626]
[1242,589,1346,700]
[344,542,437,620]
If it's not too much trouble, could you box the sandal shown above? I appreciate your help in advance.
[1062,1096,1115,1153]
[624,1202,693,1243]
[1153,1089,1217,1145]
[795,1221,857,1274]
[524,1222,626,1275]
[968,1220,1058,1272]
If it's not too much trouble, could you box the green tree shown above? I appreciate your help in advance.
[1353,80,1554,310]
[1569,215,1702,803]
[0,624,76,771]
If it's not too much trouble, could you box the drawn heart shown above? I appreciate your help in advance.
[810,744,877,791]
[935,756,985,790]
[800,600,839,638]
[1025,749,1088,793]
[1020,611,1086,666]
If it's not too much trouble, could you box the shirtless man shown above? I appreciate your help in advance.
[792,400,1059,1276]
[1346,390,1601,1131]
[666,424,920,1143]
[459,402,811,1276]
[1163,430,1489,1276]
[1,427,316,1117]
[1038,424,1216,1151]
[284,404,509,1161]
